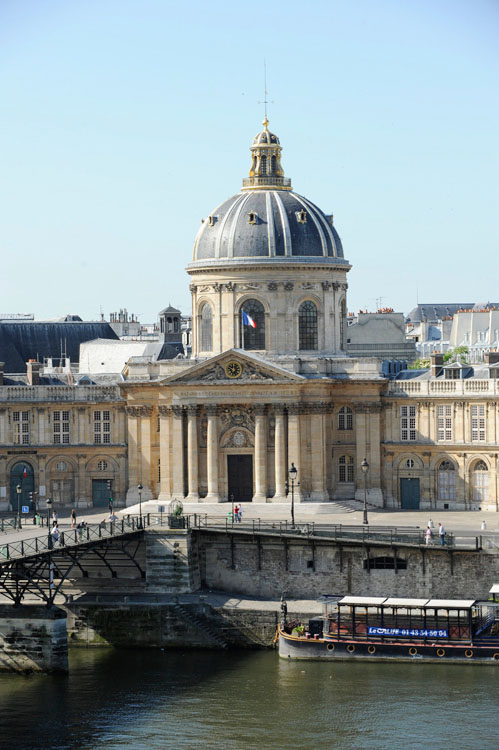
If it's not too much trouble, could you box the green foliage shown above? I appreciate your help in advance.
[408,358,430,370]
[443,346,468,364]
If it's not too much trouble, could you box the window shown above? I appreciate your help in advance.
[298,301,318,350]
[13,411,29,445]
[241,299,265,350]
[97,460,108,471]
[472,460,488,503]
[248,212,257,224]
[94,410,111,444]
[364,556,407,571]
[471,405,485,442]
[200,303,213,352]
[259,155,267,175]
[56,461,67,472]
[438,460,456,500]
[338,455,354,483]
[158,458,161,483]
[296,209,307,224]
[53,410,70,444]
[401,405,416,441]
[406,459,415,469]
[338,406,353,431]
[437,405,452,442]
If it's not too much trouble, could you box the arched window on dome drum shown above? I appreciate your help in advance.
[271,155,277,174]
[298,301,318,350]
[241,299,265,350]
[260,155,267,176]
[200,303,213,352]
[472,460,488,503]
[438,459,456,501]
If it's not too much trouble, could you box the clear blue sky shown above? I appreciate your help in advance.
[1,0,498,322]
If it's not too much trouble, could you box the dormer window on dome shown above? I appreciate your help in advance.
[296,210,307,224]
[208,215,217,227]
[248,212,258,225]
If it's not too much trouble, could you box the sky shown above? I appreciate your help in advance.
[1,0,498,323]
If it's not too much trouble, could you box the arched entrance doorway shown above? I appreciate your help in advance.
[10,462,35,514]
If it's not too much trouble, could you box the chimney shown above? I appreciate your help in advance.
[0,362,4,386]
[484,351,499,366]
[430,352,444,378]
[27,359,41,386]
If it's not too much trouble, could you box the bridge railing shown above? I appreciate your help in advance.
[0,514,151,563]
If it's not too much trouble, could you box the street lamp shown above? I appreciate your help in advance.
[46,497,53,548]
[361,458,369,525]
[230,494,235,524]
[138,483,143,528]
[16,484,22,529]
[289,463,298,528]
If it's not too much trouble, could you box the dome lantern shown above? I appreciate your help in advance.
[242,118,292,191]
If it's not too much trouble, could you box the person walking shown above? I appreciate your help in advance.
[71,508,77,529]
[438,522,446,547]
[428,518,434,530]
[237,504,243,523]
[425,525,433,545]
[52,510,58,527]
[51,524,60,545]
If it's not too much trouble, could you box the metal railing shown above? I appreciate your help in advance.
[0,514,151,563]
[0,518,19,533]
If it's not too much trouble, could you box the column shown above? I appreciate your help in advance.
[287,403,304,502]
[139,406,153,499]
[354,404,367,503]
[253,405,267,503]
[185,405,199,502]
[310,404,328,501]
[171,406,185,499]
[125,406,140,506]
[368,402,383,506]
[205,405,220,502]
[272,404,287,502]
[158,405,172,502]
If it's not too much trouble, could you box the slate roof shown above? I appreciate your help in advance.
[0,322,119,373]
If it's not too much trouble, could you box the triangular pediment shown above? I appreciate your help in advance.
[161,349,305,385]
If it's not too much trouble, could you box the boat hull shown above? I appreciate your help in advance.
[278,629,499,665]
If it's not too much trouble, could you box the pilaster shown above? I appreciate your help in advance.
[185,405,199,502]
[158,405,172,502]
[272,404,287,502]
[205,405,221,502]
[253,404,268,502]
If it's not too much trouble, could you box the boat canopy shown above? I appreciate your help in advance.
[489,584,499,594]
[337,596,476,609]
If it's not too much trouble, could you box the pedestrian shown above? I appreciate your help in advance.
[227,509,233,524]
[481,519,487,531]
[108,497,114,513]
[52,510,58,527]
[425,525,433,545]
[71,508,77,529]
[51,524,60,545]
[428,518,434,530]
[237,504,243,523]
[438,522,446,547]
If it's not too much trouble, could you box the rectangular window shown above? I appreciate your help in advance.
[94,410,111,444]
[437,405,452,442]
[400,405,416,441]
[13,411,30,445]
[53,410,70,444]
[471,405,485,442]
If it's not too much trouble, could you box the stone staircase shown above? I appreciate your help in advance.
[174,602,228,648]
[146,531,198,594]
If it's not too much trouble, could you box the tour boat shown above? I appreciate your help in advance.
[278,592,499,664]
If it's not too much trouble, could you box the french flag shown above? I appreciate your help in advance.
[23,466,27,478]
[242,311,257,328]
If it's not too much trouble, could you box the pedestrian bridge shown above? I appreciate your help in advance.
[0,515,151,606]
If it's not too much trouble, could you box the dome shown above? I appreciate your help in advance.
[192,190,344,261]
[190,118,346,265]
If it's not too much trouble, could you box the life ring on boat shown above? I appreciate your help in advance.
[409,647,418,656]
[464,650,473,658]
[327,643,335,652]
[347,644,356,653]
[368,645,376,654]
[437,648,445,658]
[493,653,499,661]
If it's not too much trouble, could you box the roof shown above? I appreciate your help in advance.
[489,584,499,594]
[425,599,475,609]
[337,596,476,609]
[0,321,119,373]
[339,596,387,606]
[383,598,429,607]
[191,190,345,263]
[406,304,474,323]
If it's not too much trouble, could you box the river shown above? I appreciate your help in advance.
[0,648,496,750]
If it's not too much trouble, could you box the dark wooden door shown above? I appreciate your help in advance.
[10,462,35,513]
[92,479,111,508]
[227,455,253,502]
[400,478,420,509]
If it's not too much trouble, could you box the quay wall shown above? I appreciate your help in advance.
[194,532,499,600]
[0,605,68,673]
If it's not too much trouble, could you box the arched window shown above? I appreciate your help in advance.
[271,155,277,174]
[298,301,318,350]
[241,299,265,350]
[338,455,354,483]
[200,303,213,352]
[260,155,267,176]
[338,406,353,431]
[438,459,456,500]
[472,460,488,503]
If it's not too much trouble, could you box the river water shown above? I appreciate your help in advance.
[0,648,497,750]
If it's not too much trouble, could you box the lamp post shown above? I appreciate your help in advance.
[138,484,143,528]
[46,497,52,548]
[289,463,298,529]
[16,484,22,529]
[361,458,369,525]
[230,494,235,524]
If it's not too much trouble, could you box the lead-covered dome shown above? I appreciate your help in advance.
[191,118,346,264]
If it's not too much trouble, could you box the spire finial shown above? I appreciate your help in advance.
[258,59,273,126]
